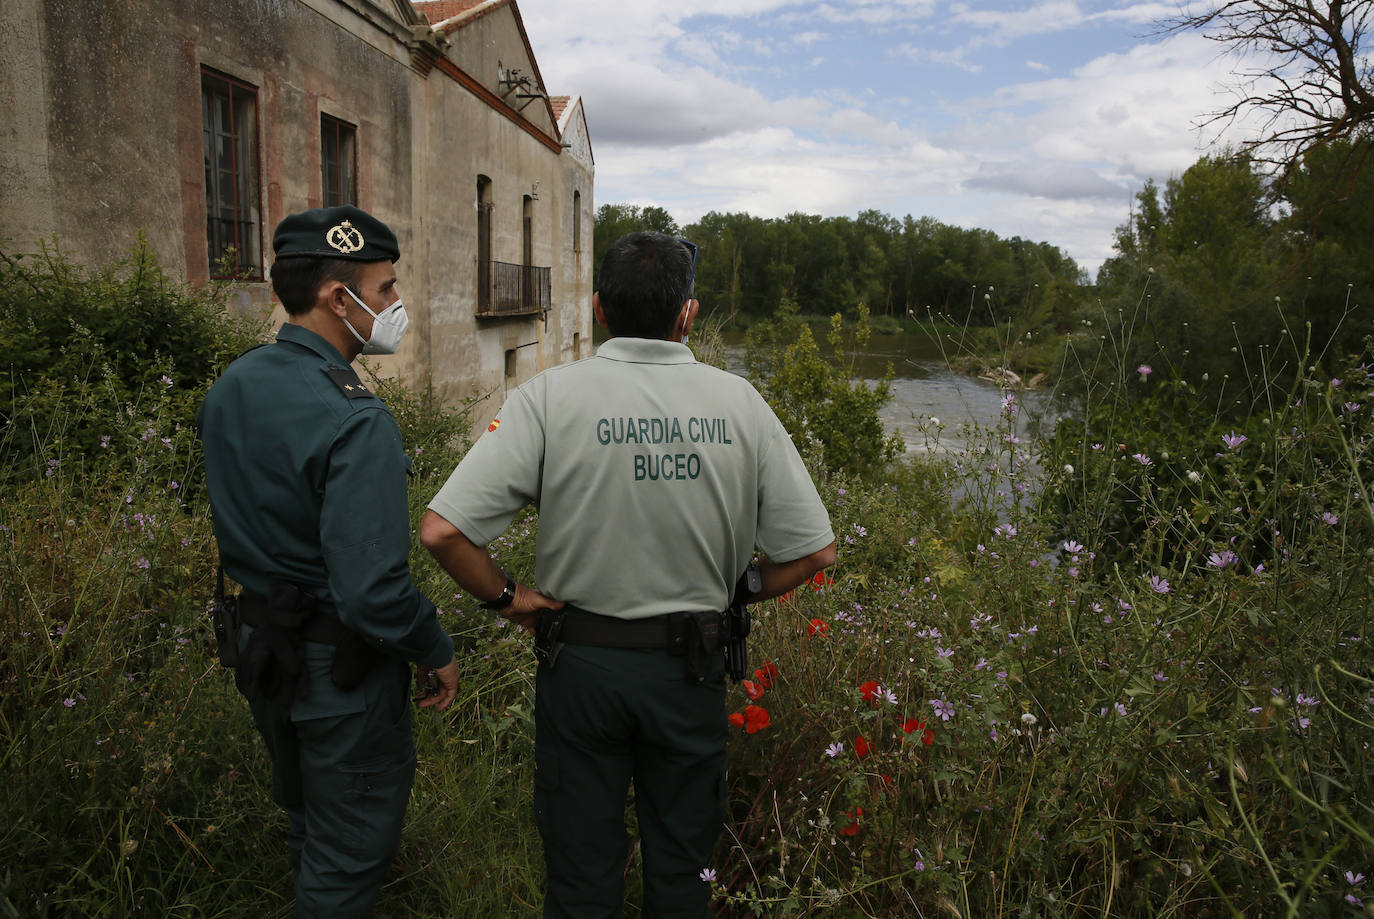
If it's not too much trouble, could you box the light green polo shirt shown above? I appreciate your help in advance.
[428,337,834,619]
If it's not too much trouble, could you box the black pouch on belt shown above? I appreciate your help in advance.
[235,581,316,707]
[668,611,720,684]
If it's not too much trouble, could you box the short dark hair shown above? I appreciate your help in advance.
[596,232,693,339]
[269,256,367,315]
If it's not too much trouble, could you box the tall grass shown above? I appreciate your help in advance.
[1,246,1369,916]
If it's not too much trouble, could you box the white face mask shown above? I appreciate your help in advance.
[342,285,409,355]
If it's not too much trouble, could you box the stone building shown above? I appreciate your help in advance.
[0,0,594,417]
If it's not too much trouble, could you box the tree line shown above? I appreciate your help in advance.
[592,204,1087,330]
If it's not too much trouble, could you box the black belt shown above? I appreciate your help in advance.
[556,606,723,653]
[238,595,355,646]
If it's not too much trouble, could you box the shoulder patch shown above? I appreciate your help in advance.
[323,366,374,399]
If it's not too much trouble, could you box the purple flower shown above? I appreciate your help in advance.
[137,557,150,570]
[100,435,111,448]
[1221,431,1248,450]
[1322,512,1339,525]
[159,375,173,386]
[825,742,844,758]
[1343,402,1362,413]
[1062,540,1084,554]
[936,646,954,659]
[698,868,716,883]
[1147,575,1170,594]
[1345,870,1365,886]
[853,524,867,537]
[63,697,77,708]
[1207,550,1239,569]
[993,523,1017,539]
[1137,364,1153,379]
[930,698,955,721]
[1346,894,1364,908]
[1132,453,1152,466]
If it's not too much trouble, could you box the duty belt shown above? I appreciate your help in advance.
[237,594,354,645]
[538,606,724,683]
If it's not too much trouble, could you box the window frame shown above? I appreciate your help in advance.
[201,67,263,280]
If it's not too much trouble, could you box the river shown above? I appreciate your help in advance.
[719,328,1056,455]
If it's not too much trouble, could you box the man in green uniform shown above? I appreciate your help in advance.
[198,205,460,919]
[420,231,836,919]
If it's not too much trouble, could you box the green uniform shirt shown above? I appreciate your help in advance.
[428,337,834,619]
[198,323,452,668]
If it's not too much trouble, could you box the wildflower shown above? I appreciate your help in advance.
[1132,453,1152,466]
[853,524,867,537]
[753,661,779,688]
[809,571,834,591]
[1068,566,1080,578]
[728,712,745,728]
[160,374,173,386]
[1331,378,1343,388]
[1063,463,1074,474]
[741,680,765,701]
[859,680,881,704]
[807,618,828,636]
[1221,431,1248,450]
[930,698,955,721]
[1092,442,1104,452]
[839,806,864,836]
[137,558,150,570]
[1321,511,1339,525]
[1115,702,1128,717]
[880,686,898,705]
[975,657,988,670]
[1343,402,1361,413]
[699,868,716,883]
[1345,870,1365,886]
[743,704,770,734]
[936,646,954,659]
[825,741,844,758]
[1021,712,1037,726]
[1137,364,1153,379]
[100,435,111,448]
[1346,894,1364,908]
[1154,671,1168,682]
[1062,540,1084,554]
[1147,575,1170,594]
[1186,470,1201,483]
[63,697,78,708]
[993,523,1017,539]
[853,735,872,758]
[1207,550,1239,569]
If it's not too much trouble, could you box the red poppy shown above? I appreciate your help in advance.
[743,704,771,734]
[741,680,765,701]
[728,712,745,728]
[881,773,893,788]
[853,735,871,758]
[922,728,934,746]
[810,571,835,590]
[900,717,925,734]
[859,680,881,704]
[839,805,864,836]
[777,590,795,604]
[807,618,829,636]
[753,661,780,688]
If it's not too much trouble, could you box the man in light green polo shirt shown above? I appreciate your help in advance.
[420,231,835,919]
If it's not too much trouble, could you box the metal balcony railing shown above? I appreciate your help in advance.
[478,260,551,317]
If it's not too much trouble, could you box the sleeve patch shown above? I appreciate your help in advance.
[487,418,501,432]
[324,366,373,399]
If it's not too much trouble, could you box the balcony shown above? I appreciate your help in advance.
[477,259,551,318]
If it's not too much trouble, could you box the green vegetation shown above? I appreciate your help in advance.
[3,216,1370,917]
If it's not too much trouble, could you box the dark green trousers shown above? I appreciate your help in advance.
[248,641,416,919]
[534,645,727,919]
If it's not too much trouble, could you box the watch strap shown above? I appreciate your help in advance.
[479,576,517,610]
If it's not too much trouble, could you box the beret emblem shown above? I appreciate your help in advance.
[326,220,365,254]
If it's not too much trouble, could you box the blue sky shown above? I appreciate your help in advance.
[523,1,1272,278]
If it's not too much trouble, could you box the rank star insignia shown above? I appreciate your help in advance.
[326,220,365,254]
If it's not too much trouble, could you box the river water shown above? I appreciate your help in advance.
[719,328,1056,455]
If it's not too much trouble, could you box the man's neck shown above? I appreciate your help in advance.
[289,309,361,363]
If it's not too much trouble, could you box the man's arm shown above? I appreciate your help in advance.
[752,541,837,603]
[419,510,563,631]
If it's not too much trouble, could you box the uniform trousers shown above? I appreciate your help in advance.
[248,642,416,919]
[534,644,727,919]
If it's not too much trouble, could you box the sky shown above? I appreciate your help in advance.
[519,0,1275,279]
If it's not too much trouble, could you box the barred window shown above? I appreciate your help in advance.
[321,114,357,207]
[201,69,261,278]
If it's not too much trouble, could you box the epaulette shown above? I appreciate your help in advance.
[323,364,374,400]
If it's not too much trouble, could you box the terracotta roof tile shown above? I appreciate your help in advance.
[412,0,485,25]
[549,95,570,120]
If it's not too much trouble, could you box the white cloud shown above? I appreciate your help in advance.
[1026,60,1050,72]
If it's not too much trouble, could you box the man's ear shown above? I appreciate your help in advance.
[593,292,608,329]
[682,299,698,336]
[321,281,350,317]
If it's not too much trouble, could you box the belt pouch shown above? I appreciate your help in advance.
[234,582,313,706]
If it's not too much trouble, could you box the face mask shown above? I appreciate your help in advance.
[342,285,409,355]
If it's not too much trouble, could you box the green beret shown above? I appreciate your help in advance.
[272,205,400,262]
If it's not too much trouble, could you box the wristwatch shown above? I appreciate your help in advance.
[479,576,517,610]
